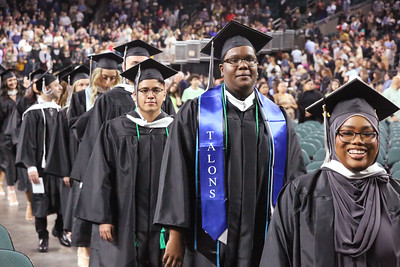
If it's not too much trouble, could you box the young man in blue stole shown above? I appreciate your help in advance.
[154,20,306,267]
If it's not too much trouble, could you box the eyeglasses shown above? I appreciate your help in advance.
[223,57,258,67]
[336,130,378,143]
[138,88,164,96]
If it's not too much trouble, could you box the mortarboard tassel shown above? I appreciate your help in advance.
[123,45,128,84]
[323,104,331,162]
[66,75,73,107]
[134,64,141,104]
[89,56,93,89]
[206,41,214,90]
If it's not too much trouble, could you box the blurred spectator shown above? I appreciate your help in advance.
[182,74,204,102]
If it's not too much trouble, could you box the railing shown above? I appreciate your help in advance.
[153,30,297,65]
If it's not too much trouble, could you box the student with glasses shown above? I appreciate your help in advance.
[261,77,400,266]
[154,20,306,267]
[75,58,177,266]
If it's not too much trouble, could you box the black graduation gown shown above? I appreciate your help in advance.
[76,111,171,267]
[162,95,176,116]
[297,89,323,123]
[0,95,21,185]
[5,96,35,191]
[154,96,306,267]
[70,86,136,181]
[44,107,71,226]
[16,106,62,217]
[260,170,400,267]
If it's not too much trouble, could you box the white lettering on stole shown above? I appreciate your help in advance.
[206,131,218,198]
[206,131,214,139]
[207,143,216,151]
[209,178,217,186]
[210,189,216,198]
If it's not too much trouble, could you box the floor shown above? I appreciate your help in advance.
[0,185,77,267]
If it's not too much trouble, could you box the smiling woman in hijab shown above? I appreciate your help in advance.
[260,77,400,267]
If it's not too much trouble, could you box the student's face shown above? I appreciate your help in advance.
[219,46,258,94]
[335,115,378,172]
[6,76,17,90]
[124,55,148,71]
[75,78,89,92]
[48,79,63,98]
[99,69,118,90]
[137,79,166,115]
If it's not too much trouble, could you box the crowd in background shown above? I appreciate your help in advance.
[1,0,400,121]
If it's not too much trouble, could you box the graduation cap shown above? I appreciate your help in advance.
[306,77,400,122]
[120,58,177,86]
[62,65,90,85]
[114,40,162,58]
[29,68,46,83]
[88,52,123,70]
[0,64,6,73]
[0,69,16,81]
[200,20,272,89]
[201,20,272,60]
[54,66,74,81]
[30,69,57,95]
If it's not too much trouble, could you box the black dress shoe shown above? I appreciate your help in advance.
[57,231,71,247]
[38,238,48,252]
[51,227,58,238]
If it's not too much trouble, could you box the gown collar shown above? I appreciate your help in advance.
[321,160,387,179]
[224,89,255,112]
[126,109,173,128]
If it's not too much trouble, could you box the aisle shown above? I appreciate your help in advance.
[0,184,77,267]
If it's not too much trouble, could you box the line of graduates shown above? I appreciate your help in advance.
[1,19,400,267]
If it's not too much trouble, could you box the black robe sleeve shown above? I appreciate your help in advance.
[260,181,297,267]
[162,95,177,116]
[67,91,86,127]
[16,111,38,168]
[75,122,116,224]
[45,109,71,177]
[4,98,25,145]
[70,95,109,181]
[71,109,92,143]
[154,100,197,229]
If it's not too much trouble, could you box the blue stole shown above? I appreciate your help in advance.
[197,84,287,242]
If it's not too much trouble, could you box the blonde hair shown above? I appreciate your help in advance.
[90,68,121,105]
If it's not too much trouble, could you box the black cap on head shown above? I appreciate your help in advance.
[29,68,46,81]
[120,58,177,84]
[114,40,162,57]
[200,20,272,60]
[89,52,123,70]
[0,69,16,81]
[54,66,74,80]
[306,77,400,121]
[62,65,90,85]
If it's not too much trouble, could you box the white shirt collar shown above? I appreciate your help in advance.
[225,89,255,112]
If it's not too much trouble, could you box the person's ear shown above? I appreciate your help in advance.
[219,63,224,78]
